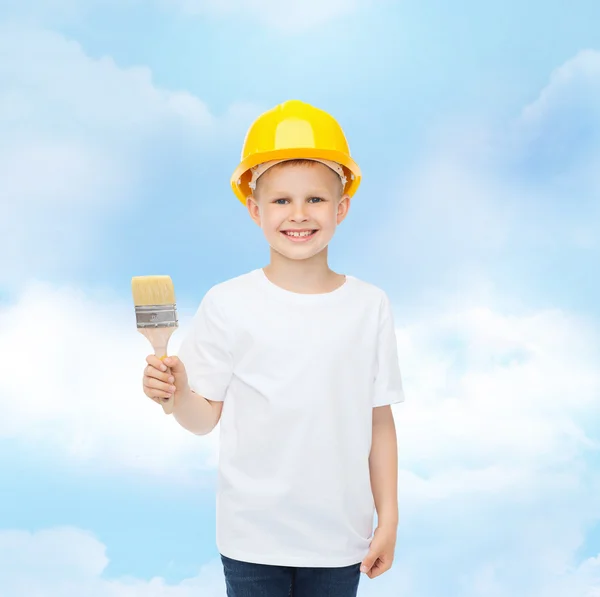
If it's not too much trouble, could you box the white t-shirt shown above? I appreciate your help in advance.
[177,268,405,567]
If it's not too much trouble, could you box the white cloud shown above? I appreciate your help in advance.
[0,24,258,288]
[386,304,600,594]
[513,48,600,194]
[395,305,599,477]
[519,49,600,133]
[0,25,215,192]
[2,273,600,595]
[359,50,600,595]
[8,276,597,481]
[1,32,599,597]
[0,527,228,597]
[0,517,599,597]
[0,279,220,479]
[378,48,600,301]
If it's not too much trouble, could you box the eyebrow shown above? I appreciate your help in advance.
[267,189,332,197]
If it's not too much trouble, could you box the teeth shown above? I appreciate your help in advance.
[285,231,314,237]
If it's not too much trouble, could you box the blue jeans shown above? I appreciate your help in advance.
[220,554,362,597]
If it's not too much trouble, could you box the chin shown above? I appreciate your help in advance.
[270,243,328,261]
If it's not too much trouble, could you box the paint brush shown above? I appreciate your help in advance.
[131,275,179,415]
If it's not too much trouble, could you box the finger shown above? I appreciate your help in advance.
[143,377,176,395]
[360,552,377,574]
[144,385,173,401]
[146,354,168,372]
[148,393,172,404]
[367,560,384,579]
[162,355,183,372]
[142,378,172,401]
[144,364,174,384]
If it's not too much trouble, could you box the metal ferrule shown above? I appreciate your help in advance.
[135,303,178,328]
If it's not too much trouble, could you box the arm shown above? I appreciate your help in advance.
[369,404,398,527]
[173,386,223,436]
[169,289,231,436]
[361,404,398,578]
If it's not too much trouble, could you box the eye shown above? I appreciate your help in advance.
[308,197,325,203]
[273,198,289,204]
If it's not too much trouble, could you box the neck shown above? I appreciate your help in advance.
[263,247,344,294]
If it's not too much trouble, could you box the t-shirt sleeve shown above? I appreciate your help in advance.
[176,288,233,402]
[372,292,405,407]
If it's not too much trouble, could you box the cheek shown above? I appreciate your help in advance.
[324,205,341,224]
[261,209,283,229]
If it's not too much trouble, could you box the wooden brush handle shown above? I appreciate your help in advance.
[138,326,177,415]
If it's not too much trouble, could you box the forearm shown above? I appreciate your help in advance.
[369,405,399,527]
[172,386,218,436]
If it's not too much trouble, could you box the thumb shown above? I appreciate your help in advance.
[163,355,184,373]
[361,549,377,573]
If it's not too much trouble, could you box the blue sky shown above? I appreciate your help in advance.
[1,1,600,595]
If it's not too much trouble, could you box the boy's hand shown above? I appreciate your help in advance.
[360,524,397,579]
[142,355,189,405]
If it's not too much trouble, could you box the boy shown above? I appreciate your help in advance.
[142,99,404,597]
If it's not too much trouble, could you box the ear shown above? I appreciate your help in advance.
[246,195,262,226]
[336,194,351,224]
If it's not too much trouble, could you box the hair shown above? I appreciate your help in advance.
[253,159,346,198]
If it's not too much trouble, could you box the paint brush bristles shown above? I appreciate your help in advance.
[131,275,176,307]
[131,275,179,415]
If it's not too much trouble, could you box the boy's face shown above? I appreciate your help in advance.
[246,162,351,262]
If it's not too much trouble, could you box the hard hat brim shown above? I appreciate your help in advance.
[230,148,362,205]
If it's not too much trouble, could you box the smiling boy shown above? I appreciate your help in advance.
[142,99,405,597]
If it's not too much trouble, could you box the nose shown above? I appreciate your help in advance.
[289,201,309,222]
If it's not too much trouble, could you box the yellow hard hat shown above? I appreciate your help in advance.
[230,99,362,204]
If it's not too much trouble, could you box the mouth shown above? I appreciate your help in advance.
[280,229,319,242]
